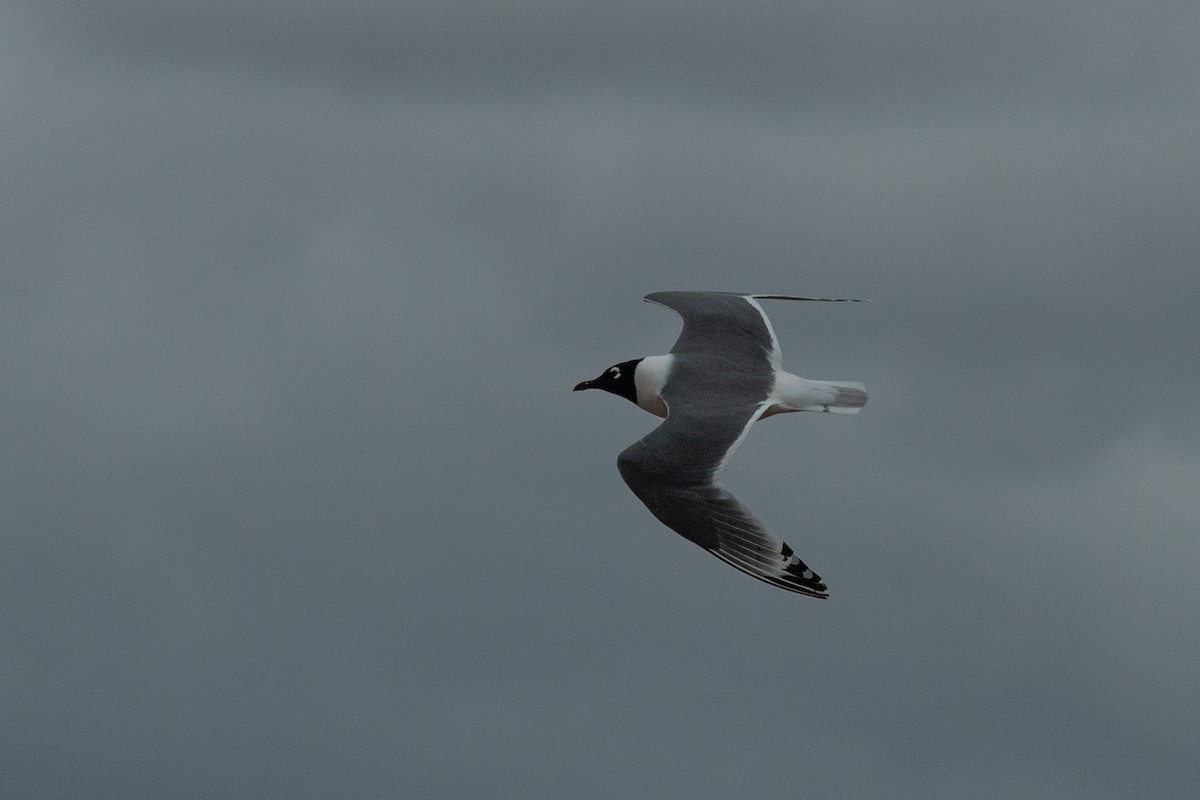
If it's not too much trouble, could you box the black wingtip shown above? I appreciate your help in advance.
[782,544,828,596]
[750,294,872,303]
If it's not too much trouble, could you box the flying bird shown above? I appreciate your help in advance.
[574,291,867,598]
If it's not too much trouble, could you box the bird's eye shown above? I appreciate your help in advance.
[610,368,620,378]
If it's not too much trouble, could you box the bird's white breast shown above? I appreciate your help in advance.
[634,354,673,417]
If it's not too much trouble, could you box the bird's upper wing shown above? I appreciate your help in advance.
[644,291,869,371]
[643,292,779,366]
[616,401,829,598]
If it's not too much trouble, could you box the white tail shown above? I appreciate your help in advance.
[768,374,868,416]
[818,380,868,414]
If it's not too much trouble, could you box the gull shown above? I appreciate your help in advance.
[574,291,867,598]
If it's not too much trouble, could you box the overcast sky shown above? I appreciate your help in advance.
[4,1,1199,797]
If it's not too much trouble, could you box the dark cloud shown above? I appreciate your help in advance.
[4,1,1199,797]
[33,1,1200,109]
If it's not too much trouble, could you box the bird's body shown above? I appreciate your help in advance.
[574,291,867,598]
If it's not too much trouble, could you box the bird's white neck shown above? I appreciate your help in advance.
[634,354,673,418]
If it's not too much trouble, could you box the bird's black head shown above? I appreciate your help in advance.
[573,358,643,405]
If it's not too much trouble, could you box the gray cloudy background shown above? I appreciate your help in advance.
[5,1,1199,797]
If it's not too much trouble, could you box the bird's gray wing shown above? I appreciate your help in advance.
[643,291,777,366]
[616,402,829,598]
[644,291,869,370]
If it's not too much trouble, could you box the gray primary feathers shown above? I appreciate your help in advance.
[580,291,868,598]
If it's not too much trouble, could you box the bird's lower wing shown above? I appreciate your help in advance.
[617,405,829,598]
[634,483,829,598]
